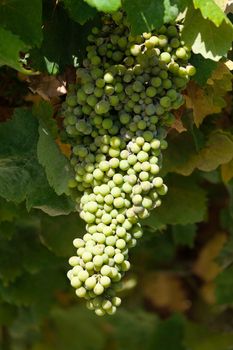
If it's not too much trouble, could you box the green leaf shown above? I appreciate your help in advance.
[144,175,207,227]
[123,0,164,34]
[193,0,229,26]
[35,305,106,350]
[63,0,97,24]
[0,198,20,223]
[40,213,85,257]
[25,168,75,216]
[217,236,233,268]
[172,224,197,248]
[184,321,233,350]
[0,108,38,203]
[84,0,121,12]
[164,131,233,176]
[0,27,28,71]
[33,101,58,138]
[0,302,17,326]
[0,108,75,215]
[149,314,186,350]
[182,5,233,61]
[139,229,176,264]
[35,306,158,350]
[29,4,91,73]
[0,0,42,46]
[215,266,233,304]
[110,309,158,350]
[190,54,218,85]
[196,131,233,172]
[0,220,60,283]
[37,125,73,196]
[0,270,66,310]
[162,132,197,176]
[122,0,186,35]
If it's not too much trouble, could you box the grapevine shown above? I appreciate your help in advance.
[63,11,195,316]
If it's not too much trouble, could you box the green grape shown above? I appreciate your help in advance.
[176,47,187,59]
[186,65,196,76]
[160,52,171,63]
[146,86,157,97]
[95,100,110,115]
[130,44,141,56]
[64,10,194,316]
[67,95,77,107]
[151,77,162,87]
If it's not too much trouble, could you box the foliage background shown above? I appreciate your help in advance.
[0,0,233,349]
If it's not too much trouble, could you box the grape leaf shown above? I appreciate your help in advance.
[164,131,233,176]
[162,132,197,176]
[184,321,233,350]
[0,302,17,326]
[110,309,158,350]
[84,0,121,12]
[0,27,28,71]
[0,0,42,46]
[0,222,61,283]
[193,0,230,26]
[145,175,207,227]
[29,4,90,73]
[182,5,233,61]
[143,272,189,312]
[172,224,197,248]
[0,270,66,310]
[34,305,105,350]
[0,198,20,223]
[214,0,228,10]
[122,0,186,35]
[221,159,233,183]
[40,213,85,257]
[189,54,218,86]
[215,266,233,303]
[217,236,233,267]
[0,108,38,203]
[185,78,225,126]
[63,0,97,24]
[139,229,176,264]
[0,108,75,215]
[37,125,73,196]
[149,314,186,350]
[33,101,58,138]
[193,233,227,282]
[195,131,233,172]
[25,168,75,216]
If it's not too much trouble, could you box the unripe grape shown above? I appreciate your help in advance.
[176,47,187,59]
[78,270,89,282]
[73,238,85,248]
[94,283,104,295]
[100,276,111,288]
[69,256,79,266]
[76,287,87,298]
[85,276,97,289]
[65,11,193,315]
[112,296,121,307]
[71,277,82,288]
[107,306,117,315]
[95,100,110,115]
[104,246,115,257]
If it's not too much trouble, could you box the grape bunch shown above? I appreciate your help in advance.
[63,11,195,316]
